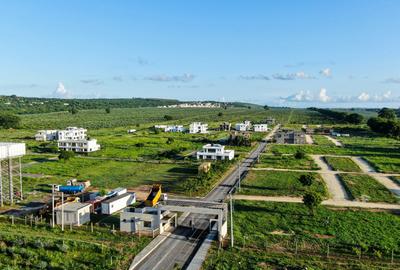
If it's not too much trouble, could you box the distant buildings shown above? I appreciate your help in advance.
[189,122,208,134]
[196,144,235,161]
[274,129,306,144]
[157,102,221,108]
[154,125,185,132]
[219,122,231,131]
[235,120,251,131]
[35,127,100,153]
[253,124,268,132]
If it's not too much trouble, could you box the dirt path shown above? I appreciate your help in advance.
[325,135,343,147]
[310,155,350,200]
[305,134,314,144]
[233,195,400,210]
[351,157,375,173]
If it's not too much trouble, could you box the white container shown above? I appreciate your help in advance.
[0,143,26,160]
[101,193,136,215]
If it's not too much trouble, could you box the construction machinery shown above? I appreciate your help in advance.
[145,184,162,206]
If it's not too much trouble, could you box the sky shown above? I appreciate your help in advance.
[0,1,399,108]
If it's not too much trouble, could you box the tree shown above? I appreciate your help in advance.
[164,115,173,121]
[0,114,21,129]
[294,150,306,159]
[217,112,223,117]
[105,107,111,114]
[58,150,75,161]
[345,113,363,124]
[263,105,270,110]
[166,137,174,144]
[378,108,396,120]
[303,191,322,215]
[69,107,78,115]
[299,174,314,187]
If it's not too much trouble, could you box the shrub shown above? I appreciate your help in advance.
[164,115,173,121]
[299,174,314,186]
[0,113,21,129]
[294,150,306,159]
[58,150,75,161]
[303,191,322,215]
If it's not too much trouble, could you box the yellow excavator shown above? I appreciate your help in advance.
[145,184,162,206]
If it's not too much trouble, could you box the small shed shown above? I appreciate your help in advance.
[55,202,91,226]
[101,193,136,215]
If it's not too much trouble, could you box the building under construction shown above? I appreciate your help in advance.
[0,143,26,206]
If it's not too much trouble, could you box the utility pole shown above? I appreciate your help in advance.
[51,184,55,228]
[19,157,23,200]
[61,192,64,231]
[230,193,234,247]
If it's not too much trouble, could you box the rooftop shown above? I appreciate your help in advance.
[103,192,134,204]
[55,202,91,212]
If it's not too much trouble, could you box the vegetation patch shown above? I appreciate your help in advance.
[324,156,361,172]
[203,201,400,270]
[256,154,319,170]
[339,174,398,203]
[239,171,328,198]
[364,156,400,173]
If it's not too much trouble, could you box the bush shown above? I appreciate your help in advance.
[303,191,322,215]
[58,150,75,161]
[0,113,21,129]
[294,150,306,159]
[299,174,314,186]
[164,115,173,121]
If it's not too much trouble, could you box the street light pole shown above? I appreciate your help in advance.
[52,184,55,228]
[61,192,64,231]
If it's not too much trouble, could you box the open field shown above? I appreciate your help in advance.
[203,201,400,270]
[364,156,400,173]
[239,171,328,198]
[256,154,319,170]
[313,135,336,146]
[0,216,150,270]
[339,174,399,203]
[324,156,362,172]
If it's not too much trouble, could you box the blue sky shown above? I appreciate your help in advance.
[0,1,399,107]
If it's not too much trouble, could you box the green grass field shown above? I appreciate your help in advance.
[203,201,400,270]
[239,170,328,198]
[0,216,150,270]
[256,154,320,170]
[363,156,400,173]
[324,156,361,172]
[339,174,398,203]
[313,135,336,146]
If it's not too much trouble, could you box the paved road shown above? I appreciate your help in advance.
[132,125,280,270]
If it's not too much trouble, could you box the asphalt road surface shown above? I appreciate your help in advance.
[133,126,279,270]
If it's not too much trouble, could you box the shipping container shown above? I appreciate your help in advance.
[101,193,136,215]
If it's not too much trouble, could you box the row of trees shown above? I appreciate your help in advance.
[0,114,21,129]
[367,108,400,137]
[308,108,364,124]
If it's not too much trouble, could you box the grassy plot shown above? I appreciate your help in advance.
[24,157,198,194]
[324,156,361,172]
[339,174,398,203]
[255,154,319,170]
[0,217,150,270]
[239,171,328,198]
[364,156,400,173]
[313,135,336,146]
[203,201,400,270]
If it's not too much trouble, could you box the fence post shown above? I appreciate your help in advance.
[11,216,14,225]
[327,244,329,258]
[91,222,94,233]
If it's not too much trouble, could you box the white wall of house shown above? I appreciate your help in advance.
[196,144,235,160]
[189,122,208,134]
[253,124,268,132]
[55,203,91,226]
[101,193,136,215]
[58,139,100,153]
[58,127,87,141]
[35,130,58,141]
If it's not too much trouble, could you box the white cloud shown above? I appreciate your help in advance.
[384,77,400,84]
[318,88,331,102]
[52,82,71,98]
[357,92,370,102]
[273,71,315,80]
[283,90,313,102]
[239,74,270,80]
[320,68,331,77]
[145,73,195,82]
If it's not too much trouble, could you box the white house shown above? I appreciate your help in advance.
[35,130,58,141]
[189,122,208,134]
[120,207,177,235]
[54,202,91,226]
[196,144,235,161]
[127,129,136,133]
[253,124,268,132]
[235,121,251,131]
[58,139,100,153]
[154,125,185,132]
[101,193,136,215]
[58,127,87,141]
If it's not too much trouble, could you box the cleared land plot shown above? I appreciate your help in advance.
[339,174,398,203]
[312,135,336,146]
[0,217,150,270]
[324,156,362,172]
[256,154,320,170]
[239,171,328,198]
[203,201,400,270]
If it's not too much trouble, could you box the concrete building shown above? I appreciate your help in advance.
[274,130,306,144]
[154,125,185,132]
[58,139,100,153]
[101,193,136,215]
[35,130,58,141]
[253,124,268,132]
[196,144,235,161]
[189,122,208,134]
[58,127,87,141]
[55,202,91,226]
[0,143,26,206]
[120,207,177,236]
[235,120,251,131]
[219,122,231,131]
